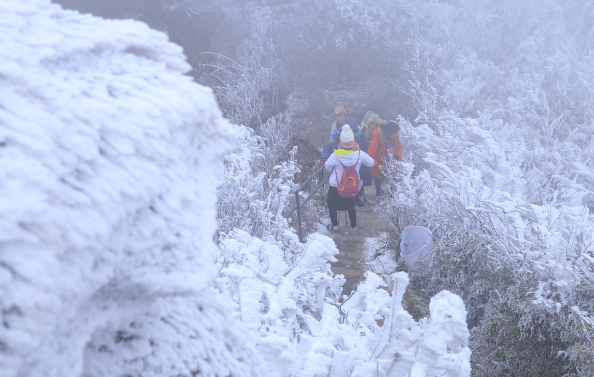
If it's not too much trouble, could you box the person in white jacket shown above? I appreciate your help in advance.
[324,125,377,233]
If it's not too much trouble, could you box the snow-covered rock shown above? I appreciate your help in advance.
[0,1,262,376]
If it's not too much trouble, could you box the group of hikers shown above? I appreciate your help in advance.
[321,102,402,234]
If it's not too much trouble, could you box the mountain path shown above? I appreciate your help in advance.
[292,86,398,296]
[326,187,396,295]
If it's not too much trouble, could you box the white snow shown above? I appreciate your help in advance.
[0,1,262,376]
[0,1,473,376]
[217,225,471,376]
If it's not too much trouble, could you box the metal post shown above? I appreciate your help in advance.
[295,191,302,242]
[284,166,326,243]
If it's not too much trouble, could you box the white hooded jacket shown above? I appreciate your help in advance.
[324,149,375,188]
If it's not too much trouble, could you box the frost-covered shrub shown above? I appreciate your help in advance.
[375,3,594,372]
[216,229,472,376]
[202,5,285,127]
[207,54,274,127]
[216,114,471,376]
[257,111,295,173]
[378,115,594,375]
[217,118,298,241]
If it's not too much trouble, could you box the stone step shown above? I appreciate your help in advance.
[331,263,367,272]
[335,249,367,258]
[334,253,361,261]
[333,261,362,269]
[332,262,366,271]
[334,260,362,267]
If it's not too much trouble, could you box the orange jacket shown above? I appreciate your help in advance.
[368,127,402,178]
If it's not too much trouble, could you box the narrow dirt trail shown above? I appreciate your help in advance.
[326,187,396,295]
[291,85,398,296]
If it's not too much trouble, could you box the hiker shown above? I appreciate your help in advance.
[357,111,375,197]
[325,124,377,233]
[360,113,383,143]
[329,102,357,141]
[320,119,369,207]
[356,113,383,198]
[367,121,402,196]
[359,111,374,135]
[322,119,368,162]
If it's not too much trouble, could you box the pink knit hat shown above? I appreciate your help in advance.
[334,102,347,118]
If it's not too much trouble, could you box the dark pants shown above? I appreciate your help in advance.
[357,184,365,198]
[360,165,372,186]
[374,177,383,195]
[357,165,371,200]
[327,186,356,227]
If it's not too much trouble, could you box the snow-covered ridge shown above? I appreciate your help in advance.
[0,1,261,376]
[4,1,189,73]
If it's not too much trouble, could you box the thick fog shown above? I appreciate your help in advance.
[53,0,594,133]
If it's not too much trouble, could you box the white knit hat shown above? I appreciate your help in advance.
[340,124,354,143]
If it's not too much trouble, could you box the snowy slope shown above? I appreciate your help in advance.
[0,1,262,376]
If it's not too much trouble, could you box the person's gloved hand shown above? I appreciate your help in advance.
[319,160,326,166]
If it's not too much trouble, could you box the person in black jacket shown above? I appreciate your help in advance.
[320,119,370,207]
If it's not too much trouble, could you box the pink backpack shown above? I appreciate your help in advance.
[335,152,360,198]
